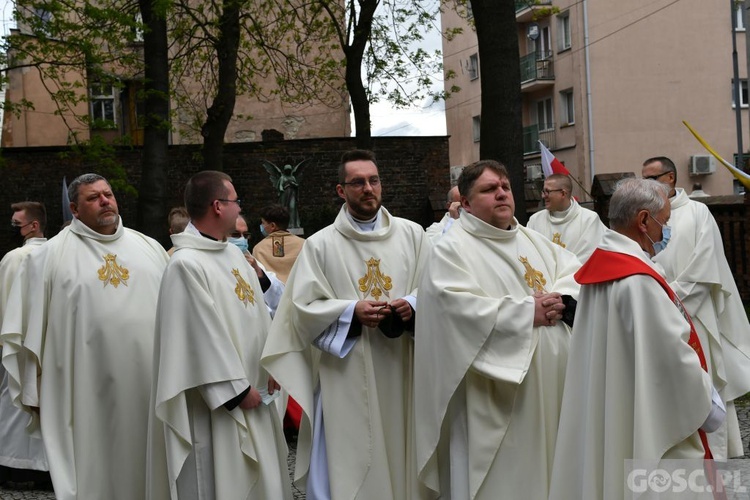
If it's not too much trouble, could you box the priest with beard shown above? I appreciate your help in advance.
[1,174,168,499]
[263,149,430,500]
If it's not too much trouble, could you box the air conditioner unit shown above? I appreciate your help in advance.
[689,155,716,176]
[526,164,543,181]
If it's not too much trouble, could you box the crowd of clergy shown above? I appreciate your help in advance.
[0,150,747,500]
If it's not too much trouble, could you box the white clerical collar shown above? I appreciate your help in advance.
[345,208,381,232]
[69,215,123,241]
[549,200,575,220]
[22,237,47,246]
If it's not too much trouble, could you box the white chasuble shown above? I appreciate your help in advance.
[262,205,429,500]
[0,217,168,500]
[415,212,581,500]
[0,238,48,471]
[148,229,291,500]
[653,188,750,458]
[549,230,714,500]
[526,198,606,263]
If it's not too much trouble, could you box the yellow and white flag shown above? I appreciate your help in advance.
[683,120,750,190]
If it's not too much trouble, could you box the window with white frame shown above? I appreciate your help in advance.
[90,83,117,127]
[536,98,554,131]
[538,25,552,59]
[558,12,571,50]
[560,89,574,125]
[472,115,481,142]
[468,53,479,81]
[732,79,748,108]
[736,1,745,31]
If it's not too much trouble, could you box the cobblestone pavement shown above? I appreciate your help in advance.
[2,403,749,499]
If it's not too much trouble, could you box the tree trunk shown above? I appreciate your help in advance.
[137,0,170,246]
[200,0,243,171]
[345,0,378,151]
[346,52,372,150]
[471,0,527,223]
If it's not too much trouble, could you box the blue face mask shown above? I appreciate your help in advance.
[228,236,249,254]
[259,224,268,237]
[647,215,671,255]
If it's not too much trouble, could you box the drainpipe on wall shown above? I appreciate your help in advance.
[583,0,596,184]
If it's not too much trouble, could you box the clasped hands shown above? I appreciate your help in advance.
[533,291,566,327]
[354,299,412,329]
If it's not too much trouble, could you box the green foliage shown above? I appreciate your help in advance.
[59,134,136,196]
[2,0,449,147]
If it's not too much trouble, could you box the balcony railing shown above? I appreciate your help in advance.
[515,0,553,13]
[523,124,556,154]
[520,51,554,84]
[515,0,553,22]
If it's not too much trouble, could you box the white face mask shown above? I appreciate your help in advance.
[259,224,268,237]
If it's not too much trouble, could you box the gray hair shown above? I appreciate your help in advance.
[608,178,669,230]
[68,173,109,204]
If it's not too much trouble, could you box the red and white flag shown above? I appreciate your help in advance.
[539,141,571,177]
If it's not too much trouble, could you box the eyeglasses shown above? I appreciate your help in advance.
[541,188,564,195]
[643,172,671,181]
[230,231,250,239]
[341,177,380,190]
[214,198,242,206]
[10,221,33,229]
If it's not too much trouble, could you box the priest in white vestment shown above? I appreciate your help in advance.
[527,173,606,262]
[550,178,723,500]
[0,174,169,500]
[426,185,461,243]
[415,160,581,500]
[0,202,48,475]
[262,149,430,500]
[643,156,750,458]
[147,171,291,500]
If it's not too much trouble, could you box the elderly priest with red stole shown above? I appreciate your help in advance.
[549,178,725,500]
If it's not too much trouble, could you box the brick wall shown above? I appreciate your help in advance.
[0,136,450,255]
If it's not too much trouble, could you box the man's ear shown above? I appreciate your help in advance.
[69,202,78,217]
[637,209,650,233]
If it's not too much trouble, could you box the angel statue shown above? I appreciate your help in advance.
[262,159,309,229]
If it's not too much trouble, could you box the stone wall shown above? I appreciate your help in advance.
[0,136,450,255]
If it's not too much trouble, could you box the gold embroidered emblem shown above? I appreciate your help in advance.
[358,258,392,300]
[97,254,129,288]
[551,233,567,248]
[519,256,547,293]
[232,268,255,306]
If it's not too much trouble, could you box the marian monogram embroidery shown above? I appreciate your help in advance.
[358,258,392,300]
[551,233,567,248]
[97,254,129,288]
[232,269,255,306]
[519,256,547,293]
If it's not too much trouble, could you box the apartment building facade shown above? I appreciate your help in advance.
[442,0,748,197]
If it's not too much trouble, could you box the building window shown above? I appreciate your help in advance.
[536,98,554,131]
[736,1,745,31]
[558,12,571,50]
[90,83,117,128]
[732,79,748,108]
[467,53,479,81]
[560,89,574,125]
[472,115,481,142]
